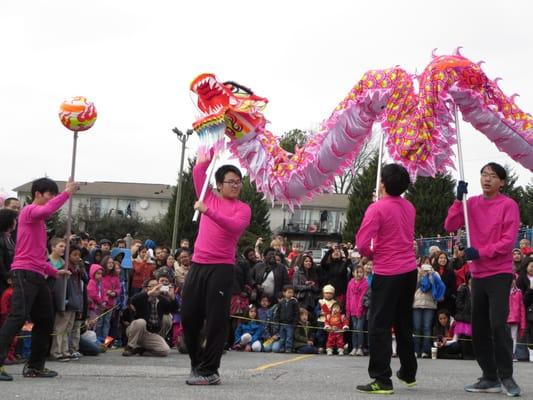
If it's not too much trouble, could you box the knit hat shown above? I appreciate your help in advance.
[512,248,522,254]
[144,239,156,250]
[323,284,335,294]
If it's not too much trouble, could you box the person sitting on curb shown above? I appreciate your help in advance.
[122,278,179,357]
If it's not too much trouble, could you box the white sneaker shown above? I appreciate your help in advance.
[326,348,333,356]
[338,349,344,356]
[356,348,364,356]
[349,349,357,356]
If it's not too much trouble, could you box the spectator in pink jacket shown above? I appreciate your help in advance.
[346,266,368,356]
[101,256,122,343]
[507,277,526,358]
[87,264,108,343]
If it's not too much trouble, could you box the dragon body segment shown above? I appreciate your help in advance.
[191,52,533,207]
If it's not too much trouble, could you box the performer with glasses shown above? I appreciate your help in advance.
[181,154,251,386]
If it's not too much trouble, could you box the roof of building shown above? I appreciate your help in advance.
[274,193,349,210]
[13,181,173,200]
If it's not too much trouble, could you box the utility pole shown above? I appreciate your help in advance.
[171,127,194,254]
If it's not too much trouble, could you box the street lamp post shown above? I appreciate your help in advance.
[171,127,193,254]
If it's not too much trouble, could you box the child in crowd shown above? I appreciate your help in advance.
[363,260,373,286]
[102,255,122,345]
[171,289,184,352]
[87,264,109,343]
[258,296,279,352]
[50,247,84,361]
[48,238,66,270]
[274,285,299,353]
[325,302,348,355]
[455,272,474,359]
[233,305,264,352]
[433,309,461,359]
[346,266,368,356]
[507,276,526,359]
[315,284,337,353]
[294,308,317,354]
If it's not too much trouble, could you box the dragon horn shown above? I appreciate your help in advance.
[476,60,485,66]
[510,93,520,102]
[431,48,439,58]
[453,46,464,56]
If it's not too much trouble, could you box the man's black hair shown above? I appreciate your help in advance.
[282,284,294,292]
[244,247,255,257]
[480,162,507,180]
[380,163,411,196]
[214,164,242,184]
[79,232,90,240]
[0,209,18,233]
[3,197,19,207]
[31,177,59,200]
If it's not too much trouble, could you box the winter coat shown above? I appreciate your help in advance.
[507,288,526,331]
[346,277,368,318]
[274,297,299,325]
[0,233,15,290]
[131,259,155,289]
[413,271,446,310]
[436,265,457,313]
[65,262,85,312]
[320,252,350,295]
[325,312,349,330]
[232,257,253,295]
[87,264,108,311]
[292,267,321,311]
[455,284,472,323]
[294,322,314,349]
[102,274,122,309]
[251,261,289,304]
[234,320,264,344]
[315,298,337,323]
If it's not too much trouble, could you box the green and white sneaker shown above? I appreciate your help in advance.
[356,380,394,394]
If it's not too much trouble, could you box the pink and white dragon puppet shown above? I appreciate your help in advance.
[190,50,533,208]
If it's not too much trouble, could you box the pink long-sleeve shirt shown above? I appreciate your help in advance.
[11,191,70,278]
[192,159,251,265]
[444,194,520,279]
[355,196,417,276]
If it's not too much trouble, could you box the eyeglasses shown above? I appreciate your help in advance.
[223,180,242,186]
[481,172,499,179]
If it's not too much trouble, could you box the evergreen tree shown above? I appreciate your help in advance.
[164,157,199,249]
[238,176,272,252]
[522,180,533,227]
[500,165,527,224]
[342,151,378,241]
[405,173,456,237]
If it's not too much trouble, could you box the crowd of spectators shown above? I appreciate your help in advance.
[0,195,532,364]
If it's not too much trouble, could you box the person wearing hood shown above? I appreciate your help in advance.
[84,247,102,268]
[87,264,108,343]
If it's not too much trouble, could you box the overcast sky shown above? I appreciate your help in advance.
[1,0,532,198]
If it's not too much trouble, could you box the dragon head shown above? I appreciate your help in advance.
[191,73,268,141]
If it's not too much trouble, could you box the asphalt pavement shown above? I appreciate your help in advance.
[2,350,532,400]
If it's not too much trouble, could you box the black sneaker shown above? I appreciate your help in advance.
[356,380,394,394]
[396,370,417,388]
[186,373,221,385]
[22,364,58,378]
[0,366,13,381]
[501,377,521,397]
[464,377,501,393]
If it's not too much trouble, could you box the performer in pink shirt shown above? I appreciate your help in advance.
[355,164,417,395]
[0,178,78,382]
[445,162,521,397]
[182,155,251,386]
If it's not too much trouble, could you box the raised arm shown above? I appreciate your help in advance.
[444,200,464,233]
[27,191,70,221]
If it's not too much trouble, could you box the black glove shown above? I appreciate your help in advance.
[457,181,468,201]
[463,247,480,261]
